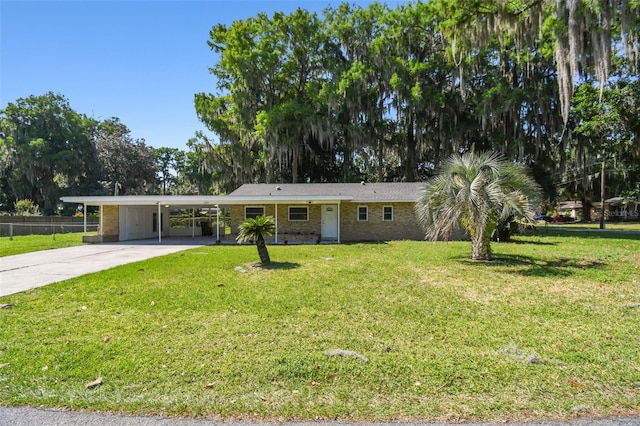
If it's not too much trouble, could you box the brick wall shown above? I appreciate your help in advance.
[102,205,119,238]
[229,202,425,242]
[229,204,322,242]
[229,204,275,237]
[340,202,424,241]
[276,205,321,239]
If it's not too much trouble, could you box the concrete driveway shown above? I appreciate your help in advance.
[0,238,212,297]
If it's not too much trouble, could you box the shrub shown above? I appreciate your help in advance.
[14,199,40,216]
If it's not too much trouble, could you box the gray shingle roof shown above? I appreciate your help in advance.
[228,182,425,202]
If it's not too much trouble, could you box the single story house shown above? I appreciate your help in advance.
[593,197,639,221]
[60,182,427,244]
[557,200,582,220]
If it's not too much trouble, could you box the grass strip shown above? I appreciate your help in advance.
[0,232,90,257]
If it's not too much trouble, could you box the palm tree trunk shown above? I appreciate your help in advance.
[255,235,271,264]
[471,234,492,261]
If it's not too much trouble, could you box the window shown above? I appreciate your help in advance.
[245,206,265,219]
[288,206,308,221]
[357,206,368,221]
[383,206,394,221]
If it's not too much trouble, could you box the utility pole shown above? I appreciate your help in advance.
[599,159,606,229]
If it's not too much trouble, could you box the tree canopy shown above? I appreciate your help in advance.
[2,2,638,214]
[0,93,214,213]
[0,92,96,213]
[195,0,640,210]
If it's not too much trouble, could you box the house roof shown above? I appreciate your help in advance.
[228,182,425,203]
[592,197,639,207]
[605,197,638,206]
[558,201,582,210]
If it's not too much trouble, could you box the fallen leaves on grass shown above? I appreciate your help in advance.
[568,379,584,388]
[85,377,103,388]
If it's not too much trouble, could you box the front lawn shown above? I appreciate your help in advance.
[1,233,639,421]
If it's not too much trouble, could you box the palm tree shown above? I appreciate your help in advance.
[236,215,276,264]
[416,151,542,260]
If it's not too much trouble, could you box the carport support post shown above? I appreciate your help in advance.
[192,208,195,238]
[84,203,88,235]
[337,202,341,243]
[157,203,162,243]
[274,203,278,243]
[216,205,220,242]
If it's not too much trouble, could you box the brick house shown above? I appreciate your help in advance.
[227,182,425,243]
[61,182,426,243]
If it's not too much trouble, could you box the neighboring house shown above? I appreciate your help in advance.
[60,182,427,243]
[594,197,639,221]
[557,200,582,220]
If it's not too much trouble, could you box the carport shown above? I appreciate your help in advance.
[60,194,351,244]
[61,196,232,243]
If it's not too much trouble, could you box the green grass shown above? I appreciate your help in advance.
[0,232,90,257]
[1,231,640,421]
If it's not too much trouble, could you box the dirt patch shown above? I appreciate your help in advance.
[627,252,640,266]
[576,258,606,268]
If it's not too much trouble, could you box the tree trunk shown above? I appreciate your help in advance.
[405,114,416,182]
[599,159,606,229]
[255,234,271,264]
[292,144,299,183]
[471,233,492,261]
[581,196,592,222]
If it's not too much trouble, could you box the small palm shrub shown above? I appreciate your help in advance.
[236,215,276,264]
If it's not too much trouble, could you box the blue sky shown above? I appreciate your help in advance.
[1,0,396,151]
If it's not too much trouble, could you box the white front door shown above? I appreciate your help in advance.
[321,204,338,240]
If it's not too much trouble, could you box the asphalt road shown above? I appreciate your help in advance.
[0,407,638,426]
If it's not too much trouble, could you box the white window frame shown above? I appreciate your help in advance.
[382,205,394,221]
[245,206,265,219]
[357,205,368,222]
[288,206,309,221]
